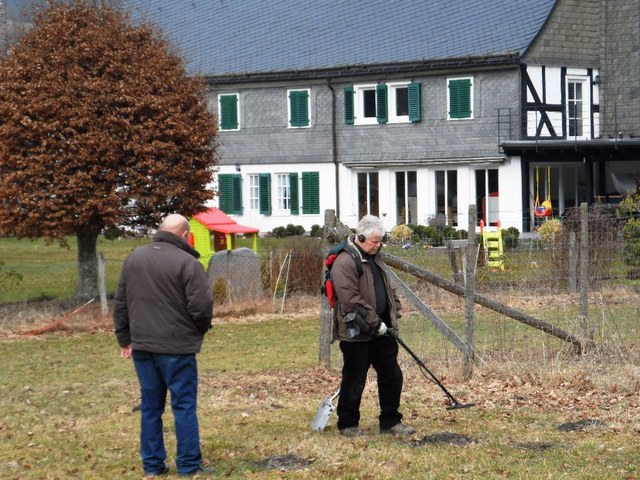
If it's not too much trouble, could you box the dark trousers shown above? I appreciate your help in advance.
[337,336,403,430]
[132,351,202,476]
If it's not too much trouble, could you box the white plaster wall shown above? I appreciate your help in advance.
[234,159,528,234]
[210,163,336,233]
[497,157,523,230]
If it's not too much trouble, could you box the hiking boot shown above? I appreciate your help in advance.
[340,427,365,437]
[380,423,416,436]
[178,465,216,477]
[146,466,169,477]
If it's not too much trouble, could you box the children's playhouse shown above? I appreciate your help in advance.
[188,208,259,268]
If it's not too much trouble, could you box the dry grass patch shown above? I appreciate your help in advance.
[1,295,639,479]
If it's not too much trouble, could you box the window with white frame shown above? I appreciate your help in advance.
[395,170,417,225]
[345,82,421,125]
[567,78,588,139]
[249,174,259,210]
[358,171,379,218]
[388,82,409,123]
[436,170,458,226]
[277,174,290,210]
[353,84,379,125]
[218,93,239,130]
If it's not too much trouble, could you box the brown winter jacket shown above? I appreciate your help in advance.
[330,236,401,342]
[113,230,213,354]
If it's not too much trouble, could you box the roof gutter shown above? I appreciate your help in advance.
[203,52,521,86]
[342,156,505,168]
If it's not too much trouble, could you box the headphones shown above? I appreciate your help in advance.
[357,234,366,243]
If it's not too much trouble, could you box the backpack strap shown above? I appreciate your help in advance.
[342,244,363,278]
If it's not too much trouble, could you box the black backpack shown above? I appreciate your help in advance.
[321,241,363,308]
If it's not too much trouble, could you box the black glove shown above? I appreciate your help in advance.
[343,311,370,339]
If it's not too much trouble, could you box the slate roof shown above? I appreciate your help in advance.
[121,0,557,79]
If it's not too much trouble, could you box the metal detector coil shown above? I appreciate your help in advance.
[310,389,340,431]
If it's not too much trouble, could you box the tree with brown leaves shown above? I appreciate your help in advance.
[0,1,218,299]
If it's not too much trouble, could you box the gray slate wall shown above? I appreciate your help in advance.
[0,1,6,55]
[600,0,640,137]
[212,68,521,169]
[524,0,600,67]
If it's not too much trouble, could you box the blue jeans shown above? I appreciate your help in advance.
[132,351,202,475]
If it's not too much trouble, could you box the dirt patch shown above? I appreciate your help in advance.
[411,432,476,447]
[558,418,608,432]
[512,441,557,451]
[250,454,313,471]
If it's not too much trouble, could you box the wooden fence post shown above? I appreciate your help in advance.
[568,232,577,292]
[463,205,477,380]
[319,211,333,367]
[318,209,359,366]
[579,202,589,340]
[98,252,108,316]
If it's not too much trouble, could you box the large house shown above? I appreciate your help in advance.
[122,0,640,234]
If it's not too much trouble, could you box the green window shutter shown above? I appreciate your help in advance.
[218,174,242,214]
[449,79,472,118]
[344,86,354,124]
[408,82,421,122]
[289,172,299,214]
[219,95,238,130]
[301,171,320,214]
[258,173,271,215]
[218,174,232,213]
[230,175,242,214]
[376,83,388,123]
[289,91,309,127]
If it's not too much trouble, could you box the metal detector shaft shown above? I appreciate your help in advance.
[394,334,474,410]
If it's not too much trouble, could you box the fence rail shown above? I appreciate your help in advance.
[2,214,640,372]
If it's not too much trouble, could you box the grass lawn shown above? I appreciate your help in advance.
[1,312,639,479]
[1,235,639,478]
[0,236,150,303]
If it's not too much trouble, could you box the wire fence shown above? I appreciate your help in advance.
[2,229,639,368]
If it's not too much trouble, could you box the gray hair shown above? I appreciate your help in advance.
[356,215,385,239]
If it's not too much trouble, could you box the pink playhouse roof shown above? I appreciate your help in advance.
[193,208,259,234]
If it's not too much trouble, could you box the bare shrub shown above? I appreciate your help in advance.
[212,277,228,305]
[542,206,621,288]
[261,237,324,296]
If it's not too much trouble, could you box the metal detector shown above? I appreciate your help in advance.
[391,330,475,410]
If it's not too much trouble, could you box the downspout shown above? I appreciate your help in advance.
[327,79,340,218]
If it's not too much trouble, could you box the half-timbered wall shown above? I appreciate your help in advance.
[522,65,599,140]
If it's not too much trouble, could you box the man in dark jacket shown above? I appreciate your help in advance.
[113,214,214,477]
[330,215,415,438]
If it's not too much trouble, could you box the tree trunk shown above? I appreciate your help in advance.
[76,228,100,300]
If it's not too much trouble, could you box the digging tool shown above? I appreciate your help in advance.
[310,389,340,431]
[389,329,475,410]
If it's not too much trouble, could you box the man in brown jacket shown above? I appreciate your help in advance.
[330,215,416,437]
[113,214,214,476]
